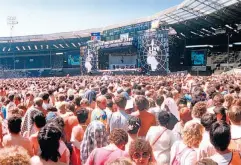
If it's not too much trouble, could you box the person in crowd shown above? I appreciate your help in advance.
[30,123,67,165]
[2,115,33,156]
[29,112,46,155]
[209,121,241,164]
[198,113,217,159]
[81,120,108,164]
[131,95,156,137]
[48,116,70,164]
[129,139,155,165]
[191,101,207,124]
[223,94,233,109]
[0,146,30,165]
[109,94,129,132]
[126,116,141,152]
[39,92,51,111]
[71,109,88,165]
[207,94,224,114]
[21,97,44,137]
[91,95,107,125]
[105,99,113,124]
[83,89,97,110]
[74,96,82,112]
[85,128,128,164]
[196,158,218,165]
[107,158,133,165]
[80,98,93,124]
[148,95,164,125]
[146,111,176,164]
[213,106,228,122]
[172,107,192,139]
[227,106,241,151]
[170,121,203,165]
[6,93,16,119]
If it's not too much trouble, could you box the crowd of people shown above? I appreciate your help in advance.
[0,74,241,165]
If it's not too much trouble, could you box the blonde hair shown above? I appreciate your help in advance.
[183,121,203,148]
[0,146,30,165]
[107,158,133,165]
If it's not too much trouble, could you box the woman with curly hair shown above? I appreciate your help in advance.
[170,121,203,165]
[129,139,155,165]
[30,123,66,165]
[85,128,128,165]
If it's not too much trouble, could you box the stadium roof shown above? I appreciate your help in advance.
[0,0,240,43]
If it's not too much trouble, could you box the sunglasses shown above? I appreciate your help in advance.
[132,152,150,159]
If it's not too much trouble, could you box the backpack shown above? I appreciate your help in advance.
[171,145,193,165]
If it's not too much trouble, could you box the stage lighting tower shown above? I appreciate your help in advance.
[7,16,18,70]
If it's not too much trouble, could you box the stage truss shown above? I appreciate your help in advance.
[137,29,169,73]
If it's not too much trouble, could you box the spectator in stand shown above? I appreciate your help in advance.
[0,146,30,165]
[210,121,241,164]
[109,94,129,132]
[81,120,108,164]
[146,111,176,164]
[85,129,128,165]
[129,139,155,165]
[198,113,217,159]
[125,116,141,152]
[30,123,67,165]
[170,121,203,165]
[2,115,33,156]
[71,109,88,165]
[131,95,156,137]
[191,101,207,124]
[227,106,241,152]
[29,112,46,155]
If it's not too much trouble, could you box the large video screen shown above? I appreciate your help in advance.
[68,54,80,66]
[191,50,206,66]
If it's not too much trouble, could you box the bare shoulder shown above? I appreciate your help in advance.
[30,156,42,165]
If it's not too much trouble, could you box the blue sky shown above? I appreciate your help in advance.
[0,0,183,37]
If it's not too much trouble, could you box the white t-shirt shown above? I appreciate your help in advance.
[231,125,241,139]
[198,131,216,160]
[170,141,197,165]
[210,152,232,165]
[146,126,176,164]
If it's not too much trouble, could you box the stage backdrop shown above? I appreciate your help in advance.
[108,54,137,69]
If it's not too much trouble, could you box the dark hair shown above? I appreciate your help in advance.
[39,92,49,101]
[47,106,58,112]
[134,95,149,111]
[201,113,217,131]
[213,106,227,122]
[76,109,89,124]
[158,111,170,127]
[109,129,128,145]
[178,98,187,105]
[105,93,112,100]
[128,116,141,134]
[8,116,22,134]
[74,96,82,107]
[38,123,62,162]
[107,99,113,108]
[8,93,14,102]
[68,95,75,101]
[33,112,46,129]
[209,121,231,151]
[100,86,108,95]
[49,116,65,130]
[156,95,164,106]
